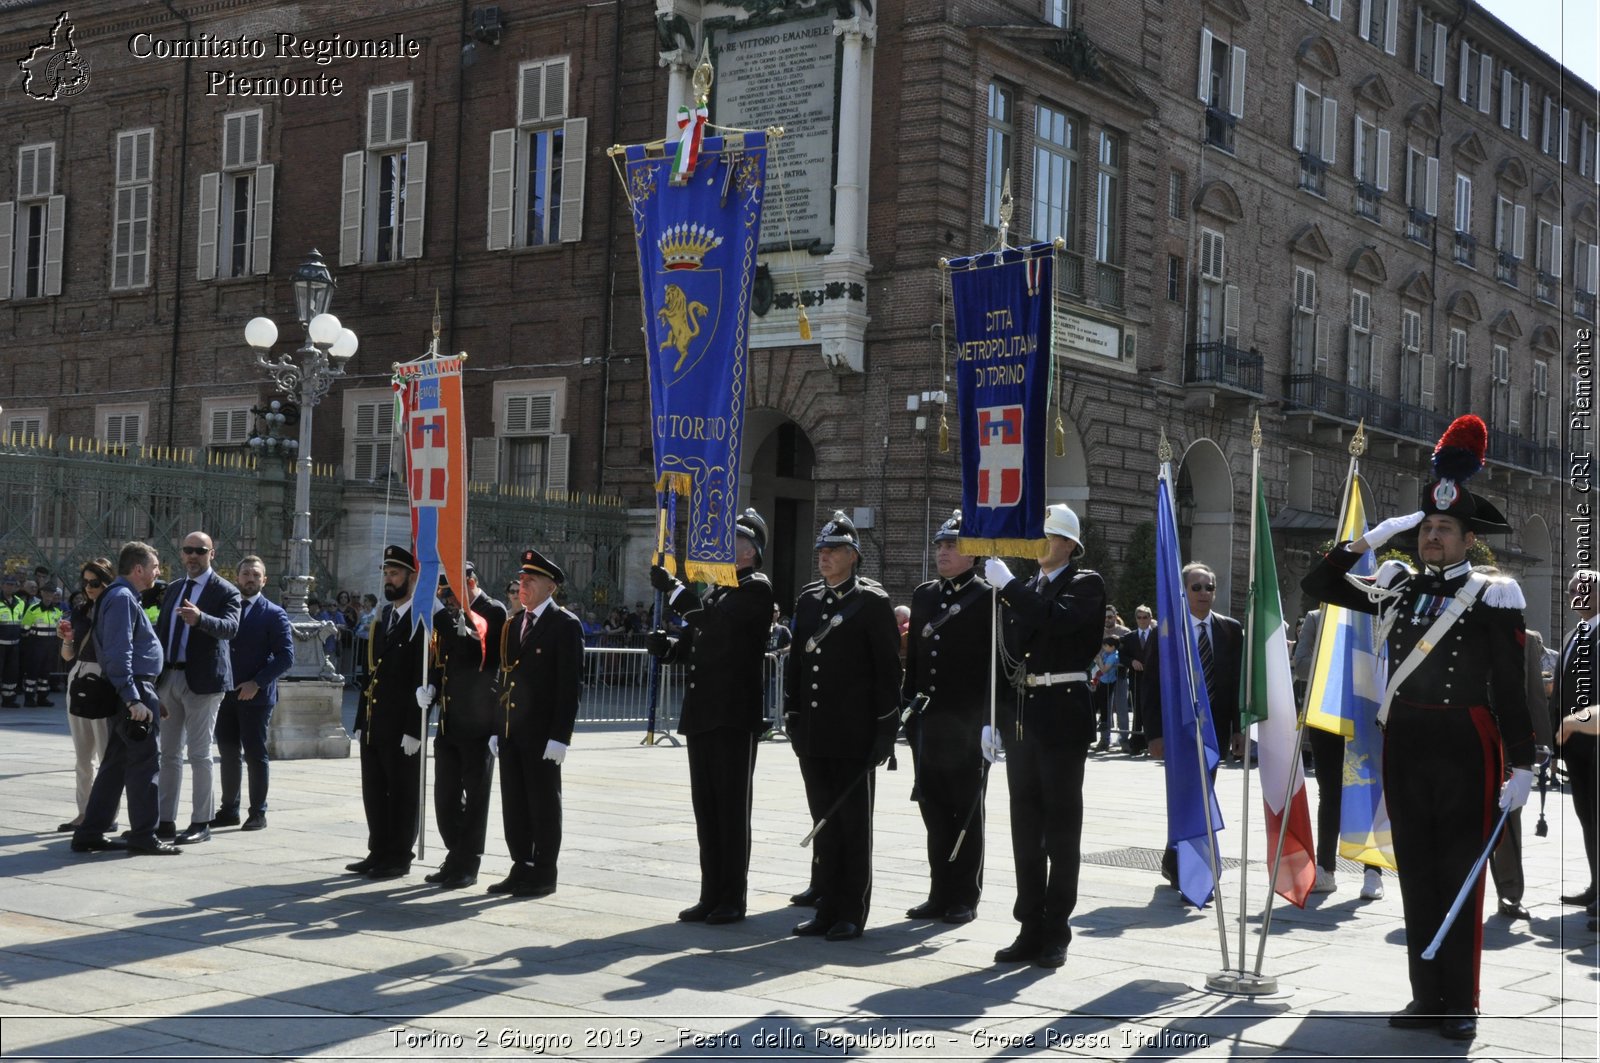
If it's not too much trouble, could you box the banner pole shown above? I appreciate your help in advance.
[1254,706,1304,974]
[1236,440,1262,975]
[417,625,429,860]
[644,498,669,747]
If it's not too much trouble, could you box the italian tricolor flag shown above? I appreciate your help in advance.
[1243,468,1317,907]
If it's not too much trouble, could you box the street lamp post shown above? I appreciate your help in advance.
[245,249,359,680]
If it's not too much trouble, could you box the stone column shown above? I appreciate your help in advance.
[830,15,874,264]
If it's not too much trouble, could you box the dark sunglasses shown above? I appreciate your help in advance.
[181,546,210,555]
[1189,583,1216,592]
[82,577,104,589]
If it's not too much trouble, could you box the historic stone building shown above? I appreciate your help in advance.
[0,0,1590,632]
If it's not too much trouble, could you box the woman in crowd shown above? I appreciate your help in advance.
[55,558,116,832]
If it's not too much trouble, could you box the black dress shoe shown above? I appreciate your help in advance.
[905,899,943,919]
[70,835,125,853]
[174,825,211,845]
[1497,900,1531,921]
[825,921,862,941]
[156,821,176,841]
[511,881,556,898]
[1035,942,1067,968]
[57,820,82,833]
[345,857,377,874]
[1560,886,1596,906]
[943,904,977,925]
[789,886,821,907]
[210,812,242,828]
[792,917,830,936]
[438,871,478,890]
[127,838,183,856]
[678,902,714,922]
[241,813,267,831]
[486,876,520,894]
[1388,1001,1443,1029]
[367,864,409,880]
[1439,1014,1477,1040]
[423,868,450,884]
[994,934,1041,963]
[705,905,746,925]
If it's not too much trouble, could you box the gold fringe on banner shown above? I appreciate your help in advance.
[956,536,1048,559]
[655,471,693,496]
[685,560,739,586]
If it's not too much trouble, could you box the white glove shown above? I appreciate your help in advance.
[415,684,436,710]
[488,735,499,758]
[543,739,568,765]
[980,724,1003,764]
[1498,767,1536,811]
[983,558,1016,589]
[401,735,422,756]
[1363,510,1426,551]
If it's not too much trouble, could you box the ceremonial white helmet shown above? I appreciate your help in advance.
[1043,503,1083,552]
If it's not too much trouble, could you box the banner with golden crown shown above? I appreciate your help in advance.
[624,131,768,586]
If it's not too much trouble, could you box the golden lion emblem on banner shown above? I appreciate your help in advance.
[658,285,708,372]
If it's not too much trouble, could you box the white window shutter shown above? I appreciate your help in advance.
[1346,326,1360,384]
[1404,149,1415,204]
[558,117,587,243]
[1413,5,1424,71]
[1508,386,1521,431]
[487,129,515,251]
[1321,98,1338,163]
[401,141,428,259]
[1590,245,1599,293]
[1369,341,1383,389]
[1458,41,1470,103]
[1420,354,1435,408]
[43,194,64,296]
[1500,71,1512,128]
[545,433,570,494]
[1223,283,1240,340]
[1228,46,1246,118]
[390,85,412,144]
[1543,95,1554,152]
[543,58,569,121]
[1383,0,1397,54]
[1375,128,1390,191]
[1425,156,1438,216]
[367,88,388,148]
[1521,90,1531,140]
[1560,108,1571,163]
[1495,196,1507,248]
[519,63,542,126]
[197,172,219,281]
[1552,225,1563,279]
[0,201,11,300]
[1294,85,1307,152]
[470,436,500,483]
[252,164,274,276]
[1476,55,1492,114]
[1513,204,1526,259]
[1457,176,1471,232]
[1314,315,1330,373]
[1359,0,1373,40]
[1197,29,1213,103]
[1431,23,1446,86]
[1329,0,1342,20]
[224,113,244,169]
[340,151,364,266]
[1354,117,1366,179]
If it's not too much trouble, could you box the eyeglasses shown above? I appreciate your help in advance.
[1189,583,1215,593]
[181,546,210,556]
[82,578,104,589]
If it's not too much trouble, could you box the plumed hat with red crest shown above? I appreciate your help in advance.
[1422,414,1510,534]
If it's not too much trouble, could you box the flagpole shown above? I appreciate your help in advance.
[1236,418,1261,976]
[1161,445,1230,970]
[417,635,430,860]
[644,497,669,747]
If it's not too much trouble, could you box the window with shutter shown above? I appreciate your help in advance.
[1449,329,1467,367]
[2,409,46,444]
[1199,228,1224,280]
[1402,309,1421,351]
[355,85,425,263]
[504,393,556,435]
[345,392,396,481]
[97,405,146,448]
[10,143,62,299]
[111,129,154,290]
[1492,345,1508,383]
[1350,289,1371,333]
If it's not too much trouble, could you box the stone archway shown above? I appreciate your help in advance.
[741,409,816,611]
[1177,439,1235,608]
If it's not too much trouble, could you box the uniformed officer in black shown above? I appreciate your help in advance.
[902,509,992,925]
[347,545,433,880]
[785,511,900,941]
[983,502,1105,969]
[648,509,775,926]
[425,563,507,890]
[1301,414,1535,1042]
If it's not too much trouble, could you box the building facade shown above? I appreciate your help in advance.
[0,0,1590,633]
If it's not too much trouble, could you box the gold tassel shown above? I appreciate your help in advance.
[938,410,950,453]
[1054,414,1065,457]
[797,306,812,341]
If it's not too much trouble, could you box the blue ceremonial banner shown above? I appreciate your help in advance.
[1155,462,1225,908]
[947,245,1054,556]
[625,133,768,586]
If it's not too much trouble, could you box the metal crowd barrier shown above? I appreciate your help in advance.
[577,647,788,731]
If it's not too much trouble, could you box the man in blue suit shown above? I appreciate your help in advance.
[156,530,241,845]
[212,555,294,832]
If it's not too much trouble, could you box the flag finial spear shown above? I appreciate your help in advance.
[1350,418,1368,457]
[1251,412,1262,450]
[1158,427,1172,464]
[692,38,713,106]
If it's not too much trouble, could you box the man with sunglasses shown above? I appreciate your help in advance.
[154,531,241,845]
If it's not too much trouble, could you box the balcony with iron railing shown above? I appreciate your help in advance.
[1454,231,1476,268]
[1535,270,1557,304]
[1405,208,1434,246]
[1204,107,1237,153]
[1094,262,1124,309]
[1058,249,1084,299]
[1495,251,1520,288]
[1355,182,1382,223]
[1185,341,1264,394]
[1298,153,1328,197]
[1576,289,1597,322]
[1283,373,1448,445]
[1486,425,1560,476]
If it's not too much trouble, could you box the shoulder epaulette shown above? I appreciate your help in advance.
[1375,559,1413,588]
[1480,574,1526,610]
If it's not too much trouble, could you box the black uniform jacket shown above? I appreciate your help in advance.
[997,563,1106,747]
[435,592,508,739]
[1140,611,1244,743]
[1301,546,1535,765]
[660,567,775,735]
[902,570,994,759]
[496,600,584,745]
[785,574,901,760]
[363,600,433,741]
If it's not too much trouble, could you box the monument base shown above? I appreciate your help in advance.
[267,679,351,759]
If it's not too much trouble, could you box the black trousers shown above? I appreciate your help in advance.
[358,734,420,869]
[1005,736,1087,945]
[22,635,54,699]
[909,736,987,908]
[1308,724,1346,871]
[0,640,18,700]
[1563,733,1600,893]
[798,755,874,926]
[215,693,272,817]
[687,727,757,910]
[499,732,561,885]
[75,677,161,843]
[434,732,495,874]
[1385,701,1499,1013]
